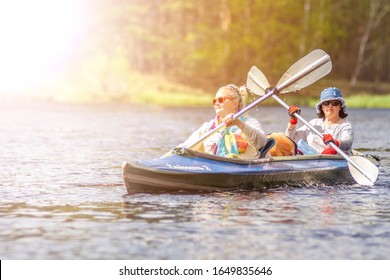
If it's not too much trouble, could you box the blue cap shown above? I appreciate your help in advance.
[315,87,347,113]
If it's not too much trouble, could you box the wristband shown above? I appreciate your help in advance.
[289,118,298,125]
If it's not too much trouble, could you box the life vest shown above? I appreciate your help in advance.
[267,132,297,156]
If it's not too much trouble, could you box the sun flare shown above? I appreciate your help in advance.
[0,0,85,93]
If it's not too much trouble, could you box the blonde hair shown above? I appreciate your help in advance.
[220,84,245,111]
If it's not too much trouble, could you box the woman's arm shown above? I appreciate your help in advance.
[235,117,267,149]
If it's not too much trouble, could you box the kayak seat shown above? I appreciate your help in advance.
[259,138,275,158]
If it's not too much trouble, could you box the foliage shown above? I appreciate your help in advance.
[52,0,390,104]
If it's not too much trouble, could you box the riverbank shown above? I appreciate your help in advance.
[2,75,390,108]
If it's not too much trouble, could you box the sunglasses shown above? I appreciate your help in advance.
[212,96,235,105]
[322,100,340,106]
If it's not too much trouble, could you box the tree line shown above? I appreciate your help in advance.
[75,0,389,94]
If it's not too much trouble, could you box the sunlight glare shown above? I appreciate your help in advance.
[0,0,85,93]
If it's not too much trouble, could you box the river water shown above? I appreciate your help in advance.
[0,101,389,259]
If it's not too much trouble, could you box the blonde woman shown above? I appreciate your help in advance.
[180,84,267,159]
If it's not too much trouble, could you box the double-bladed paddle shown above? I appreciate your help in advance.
[186,49,333,150]
[246,50,379,186]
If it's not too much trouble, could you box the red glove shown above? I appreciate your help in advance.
[322,147,338,155]
[288,105,301,125]
[322,134,340,146]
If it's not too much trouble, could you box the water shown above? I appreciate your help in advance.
[0,101,389,259]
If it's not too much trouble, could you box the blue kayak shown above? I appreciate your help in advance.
[122,148,358,193]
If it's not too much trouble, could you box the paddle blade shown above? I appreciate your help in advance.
[276,49,332,94]
[246,66,271,96]
[348,156,379,186]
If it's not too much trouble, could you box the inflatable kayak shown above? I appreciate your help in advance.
[122,148,365,193]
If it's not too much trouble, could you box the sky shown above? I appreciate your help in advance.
[0,0,86,94]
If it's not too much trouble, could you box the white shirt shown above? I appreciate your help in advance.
[285,118,354,154]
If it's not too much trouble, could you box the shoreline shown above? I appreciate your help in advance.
[1,93,389,109]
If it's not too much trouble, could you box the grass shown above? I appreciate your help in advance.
[16,71,390,108]
[253,78,390,108]
[341,94,390,108]
[123,76,390,108]
[258,93,390,108]
[35,71,214,106]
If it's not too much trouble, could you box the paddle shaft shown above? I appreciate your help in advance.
[272,94,374,183]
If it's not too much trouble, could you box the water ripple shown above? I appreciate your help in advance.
[0,104,389,259]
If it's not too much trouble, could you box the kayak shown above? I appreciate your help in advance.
[122,148,364,193]
[122,49,380,192]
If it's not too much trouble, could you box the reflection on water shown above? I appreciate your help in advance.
[0,102,389,259]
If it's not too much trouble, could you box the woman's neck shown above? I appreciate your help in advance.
[325,116,342,125]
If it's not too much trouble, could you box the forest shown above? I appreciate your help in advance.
[5,0,388,105]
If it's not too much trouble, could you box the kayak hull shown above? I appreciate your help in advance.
[122,149,356,193]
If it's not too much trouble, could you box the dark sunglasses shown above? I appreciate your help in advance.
[322,100,340,106]
[212,96,235,105]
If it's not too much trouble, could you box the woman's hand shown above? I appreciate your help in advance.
[288,105,301,125]
[322,134,340,146]
[223,113,237,127]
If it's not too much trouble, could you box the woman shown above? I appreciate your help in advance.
[286,87,354,155]
[179,84,267,159]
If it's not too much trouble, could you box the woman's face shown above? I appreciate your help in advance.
[321,99,341,120]
[213,88,239,118]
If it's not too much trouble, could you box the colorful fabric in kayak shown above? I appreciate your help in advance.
[210,115,249,157]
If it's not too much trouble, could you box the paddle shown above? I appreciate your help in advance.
[246,58,379,186]
[185,50,333,150]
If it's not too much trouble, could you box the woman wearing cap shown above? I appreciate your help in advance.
[285,87,354,155]
[179,84,267,159]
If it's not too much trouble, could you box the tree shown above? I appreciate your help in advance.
[350,0,389,86]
